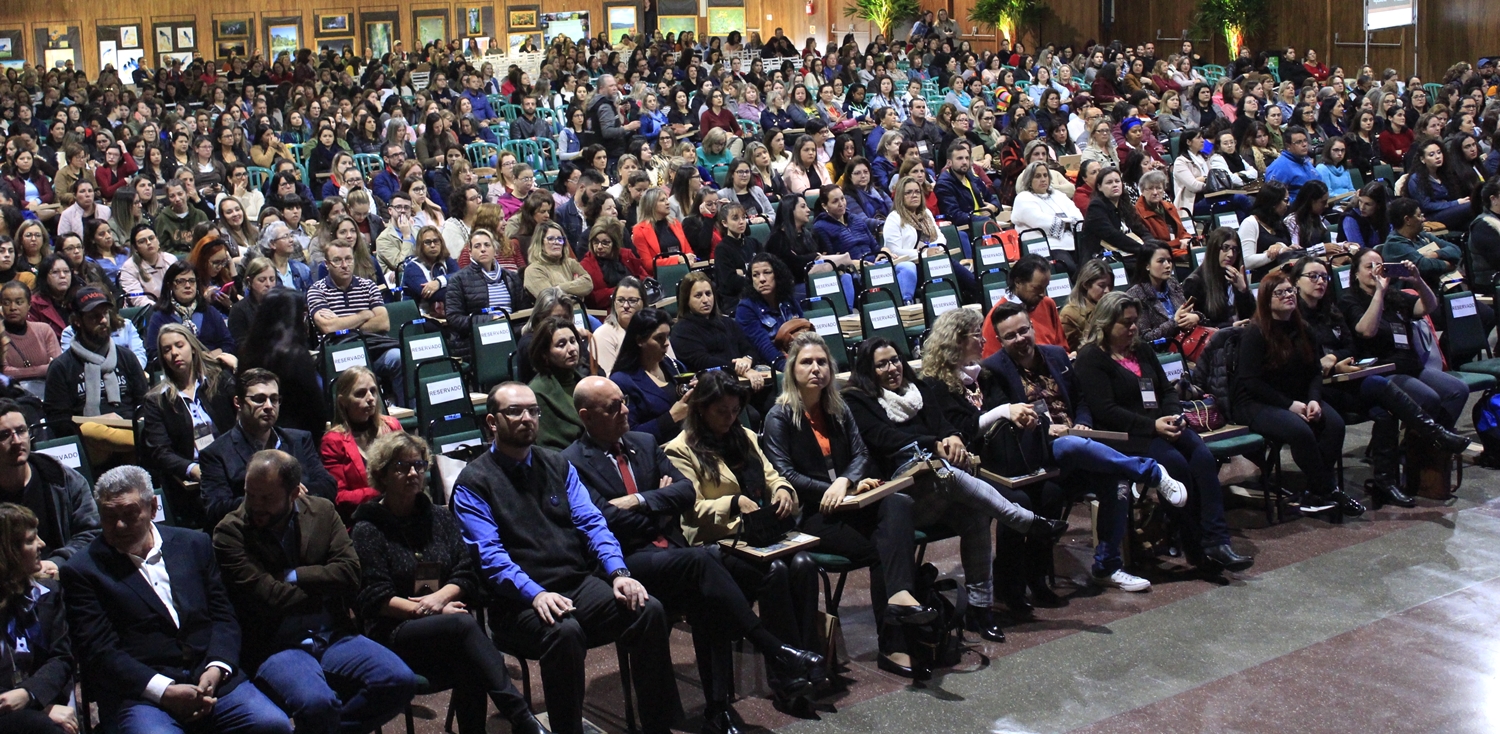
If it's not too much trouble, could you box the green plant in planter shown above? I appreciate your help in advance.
[1191,0,1270,56]
[843,0,921,40]
[967,0,1046,44]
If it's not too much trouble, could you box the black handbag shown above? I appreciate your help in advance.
[979,419,1052,477]
[737,506,788,548]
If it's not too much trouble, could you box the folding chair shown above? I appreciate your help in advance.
[856,288,912,357]
[1446,292,1500,380]
[33,435,92,484]
[1018,228,1051,259]
[246,166,273,191]
[980,267,1010,309]
[400,318,462,408]
[860,260,901,306]
[471,311,518,393]
[465,141,500,169]
[1045,272,1072,309]
[918,278,962,328]
[918,250,959,299]
[352,153,383,180]
[805,268,850,316]
[318,334,371,397]
[801,297,852,370]
[653,258,691,315]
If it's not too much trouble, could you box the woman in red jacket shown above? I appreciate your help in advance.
[93,141,139,201]
[1377,107,1415,166]
[321,366,403,524]
[579,221,647,309]
[2,150,57,224]
[631,187,691,273]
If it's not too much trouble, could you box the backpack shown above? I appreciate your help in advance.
[1190,325,1245,420]
[909,562,965,670]
[1471,387,1500,468]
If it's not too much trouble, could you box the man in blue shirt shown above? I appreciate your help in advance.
[1265,126,1319,204]
[369,144,406,207]
[460,73,500,126]
[451,382,682,734]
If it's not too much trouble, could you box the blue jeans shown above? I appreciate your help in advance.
[108,680,291,734]
[894,261,918,303]
[371,347,407,408]
[1053,436,1160,574]
[254,636,417,734]
[1390,368,1469,428]
[1144,431,1230,550]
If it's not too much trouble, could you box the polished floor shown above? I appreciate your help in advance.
[399,412,1500,733]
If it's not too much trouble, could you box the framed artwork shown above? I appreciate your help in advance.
[159,51,192,67]
[266,21,300,61]
[458,7,494,38]
[316,14,352,37]
[508,7,539,31]
[216,40,247,59]
[0,38,11,59]
[605,6,637,45]
[35,25,81,69]
[365,21,394,58]
[467,9,482,35]
[0,30,26,65]
[507,32,541,55]
[215,18,250,40]
[44,49,74,69]
[176,27,194,50]
[706,8,745,36]
[658,16,697,38]
[120,26,139,48]
[155,27,173,52]
[117,48,143,74]
[317,38,355,54]
[541,12,589,45]
[0,61,24,71]
[414,12,447,47]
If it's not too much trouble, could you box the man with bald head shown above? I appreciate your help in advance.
[451,382,681,734]
[563,377,825,732]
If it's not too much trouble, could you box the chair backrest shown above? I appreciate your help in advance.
[748,221,771,245]
[859,288,909,357]
[500,104,522,122]
[920,279,962,327]
[980,268,1009,309]
[401,318,457,400]
[805,269,850,316]
[860,260,901,305]
[976,242,1009,271]
[711,164,731,188]
[246,166,273,191]
[737,119,761,137]
[320,335,371,391]
[1214,211,1240,230]
[939,223,962,254]
[1188,246,1206,269]
[1444,292,1488,363]
[503,139,547,176]
[1109,259,1128,290]
[385,298,421,337]
[352,153,383,180]
[471,312,518,393]
[802,297,850,370]
[465,141,499,169]
[1046,272,1072,308]
[1018,228,1051,257]
[417,372,474,434]
[1158,352,1185,384]
[34,436,91,484]
[1330,264,1352,297]
[919,250,957,287]
[1372,164,1395,184]
[654,259,691,315]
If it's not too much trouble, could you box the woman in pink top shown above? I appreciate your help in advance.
[320,366,404,524]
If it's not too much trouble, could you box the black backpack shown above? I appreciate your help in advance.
[1191,325,1245,418]
[909,562,965,670]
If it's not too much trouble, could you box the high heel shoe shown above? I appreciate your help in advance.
[877,653,931,680]
[883,603,938,627]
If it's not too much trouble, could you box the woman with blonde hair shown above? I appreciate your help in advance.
[0,503,78,733]
[499,193,550,271]
[1058,258,1115,351]
[522,221,592,300]
[632,187,692,271]
[141,322,236,526]
[321,365,403,522]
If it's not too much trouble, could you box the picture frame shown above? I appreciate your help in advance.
[414,12,448,47]
[316,38,355,54]
[117,48,143,74]
[316,13,352,37]
[657,16,697,39]
[467,8,482,36]
[159,51,192,68]
[120,26,139,48]
[508,6,540,31]
[706,8,744,37]
[507,32,541,55]
[44,48,74,70]
[176,27,194,50]
[364,21,394,59]
[216,40,247,59]
[155,27,173,53]
[215,19,249,40]
[266,22,300,62]
[0,38,11,59]
[541,12,589,45]
[604,6,637,45]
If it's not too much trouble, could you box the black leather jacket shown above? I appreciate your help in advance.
[760,401,872,512]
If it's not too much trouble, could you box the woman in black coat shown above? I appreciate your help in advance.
[140,323,238,529]
[444,229,528,361]
[0,503,77,734]
[668,272,770,391]
[351,433,544,734]
[1080,167,1151,260]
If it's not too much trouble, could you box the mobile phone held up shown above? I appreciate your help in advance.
[1381,261,1413,279]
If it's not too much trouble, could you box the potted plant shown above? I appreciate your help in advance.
[1191,0,1270,59]
[843,0,921,40]
[968,0,1046,45]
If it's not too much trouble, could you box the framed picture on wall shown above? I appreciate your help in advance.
[604,6,637,45]
[216,40,247,59]
[0,38,11,58]
[414,12,448,47]
[266,22,300,62]
[317,38,355,54]
[508,7,539,31]
[706,8,744,36]
[317,14,353,37]
[215,19,249,40]
[365,21,394,58]
[658,16,697,38]
[121,26,139,48]
[176,27,194,50]
[155,27,172,52]
[508,32,541,54]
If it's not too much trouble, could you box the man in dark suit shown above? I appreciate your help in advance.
[58,465,292,734]
[199,369,336,527]
[213,450,416,734]
[563,377,824,733]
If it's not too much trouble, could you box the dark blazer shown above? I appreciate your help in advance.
[670,314,757,373]
[561,431,694,553]
[1074,343,1180,451]
[7,579,74,709]
[760,402,872,511]
[979,344,1094,427]
[212,494,361,670]
[60,526,247,710]
[934,168,999,230]
[842,378,963,479]
[444,263,528,361]
[199,425,338,527]
[139,370,238,483]
[609,363,685,443]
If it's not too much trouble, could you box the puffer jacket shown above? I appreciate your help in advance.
[1189,325,1245,417]
[444,263,529,360]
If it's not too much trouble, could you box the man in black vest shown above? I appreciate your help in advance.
[562,377,824,733]
[584,74,639,167]
[451,382,681,734]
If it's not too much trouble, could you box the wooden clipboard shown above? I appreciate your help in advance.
[72,414,132,430]
[1063,427,1129,441]
[978,467,1059,488]
[719,531,821,561]
[1197,424,1250,441]
[835,475,913,510]
[1323,363,1395,384]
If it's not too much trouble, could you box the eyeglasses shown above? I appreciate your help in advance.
[498,405,542,419]
[0,425,29,443]
[1299,273,1330,282]
[173,277,198,286]
[544,235,567,245]
[393,459,430,473]
[420,238,441,246]
[244,393,283,405]
[1271,287,1298,298]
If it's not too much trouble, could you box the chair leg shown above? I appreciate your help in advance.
[915,541,928,566]
[405,704,415,734]
[817,567,835,617]
[615,646,639,734]
[831,572,849,619]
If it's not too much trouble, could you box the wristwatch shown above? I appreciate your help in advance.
[609,568,633,580]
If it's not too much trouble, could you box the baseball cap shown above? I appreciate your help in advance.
[73,287,111,313]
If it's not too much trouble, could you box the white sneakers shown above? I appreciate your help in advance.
[1092,568,1151,593]
[1151,467,1188,507]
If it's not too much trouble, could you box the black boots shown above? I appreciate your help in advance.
[765,645,827,699]
[1378,380,1471,454]
[1365,414,1418,508]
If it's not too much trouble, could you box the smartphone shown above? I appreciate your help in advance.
[1355,357,1378,367]
[1382,262,1413,278]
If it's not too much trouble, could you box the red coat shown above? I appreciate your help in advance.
[320,415,402,522]
[3,171,54,207]
[1378,128,1414,166]
[580,249,649,309]
[94,154,139,200]
[26,293,67,339]
[1135,197,1190,255]
[631,219,690,273]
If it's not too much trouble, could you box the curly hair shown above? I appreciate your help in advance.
[920,307,983,394]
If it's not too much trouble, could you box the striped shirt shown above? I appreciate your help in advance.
[307,275,383,321]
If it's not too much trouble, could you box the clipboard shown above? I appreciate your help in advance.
[1064,427,1129,441]
[978,467,1059,488]
[1323,363,1395,384]
[835,475,913,510]
[719,531,821,561]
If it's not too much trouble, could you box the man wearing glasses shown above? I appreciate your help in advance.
[452,382,683,734]
[307,240,407,407]
[0,398,99,578]
[375,191,418,273]
[370,143,407,206]
[199,369,337,528]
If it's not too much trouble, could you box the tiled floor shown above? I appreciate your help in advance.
[400,414,1500,733]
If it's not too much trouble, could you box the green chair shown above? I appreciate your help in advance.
[860,260,901,306]
[1446,292,1500,379]
[465,141,500,169]
[500,104,523,122]
[502,139,548,181]
[857,287,911,357]
[33,435,91,484]
[470,311,518,394]
[246,166,273,191]
[654,258,691,315]
[1018,228,1051,258]
[802,296,852,370]
[416,371,477,440]
[975,242,1009,271]
[1422,82,1443,99]
[352,154,383,180]
[1372,164,1396,185]
[737,119,761,138]
[1108,259,1128,291]
[384,298,421,337]
[939,223,962,254]
[980,267,1009,309]
[805,269,850,316]
[918,278,962,328]
[319,336,371,397]
[1329,264,1352,299]
[711,164,730,188]
[918,250,960,296]
[399,318,461,408]
[748,221,771,245]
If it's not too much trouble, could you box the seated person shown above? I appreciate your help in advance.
[0,503,78,733]
[402,225,459,316]
[1074,291,1254,572]
[59,465,293,734]
[212,450,417,734]
[527,316,588,450]
[43,288,149,467]
[0,282,60,397]
[351,432,545,734]
[139,324,237,529]
[522,222,594,302]
[734,254,803,371]
[1124,242,1203,344]
[445,229,526,364]
[1181,227,1255,329]
[0,399,99,575]
[199,369,337,527]
[592,279,649,375]
[1379,196,1463,292]
[608,308,693,444]
[981,255,1067,357]
[760,332,936,679]
[145,261,235,362]
[670,273,770,392]
[566,376,825,726]
[321,366,403,522]
[450,383,683,734]
[308,240,406,406]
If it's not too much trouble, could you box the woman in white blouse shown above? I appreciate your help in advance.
[881,175,945,259]
[1011,161,1085,276]
[1171,127,1211,216]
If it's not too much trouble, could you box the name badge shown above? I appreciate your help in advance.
[1140,378,1158,410]
[1392,326,1410,349]
[195,433,216,451]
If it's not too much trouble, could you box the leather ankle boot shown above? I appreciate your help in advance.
[1378,380,1471,453]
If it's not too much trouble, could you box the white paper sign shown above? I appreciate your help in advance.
[36,442,81,469]
[930,295,959,315]
[811,314,839,336]
[868,267,895,286]
[409,336,445,361]
[153,492,166,523]
[812,275,839,295]
[1338,269,1351,290]
[478,321,513,345]
[925,256,953,277]
[979,247,1007,268]
[573,312,586,330]
[1047,277,1071,299]
[331,348,368,373]
[1216,213,1239,229]
[1451,295,1478,319]
[1161,358,1184,383]
[440,436,483,454]
[426,376,465,405]
[869,307,898,329]
[988,287,1008,306]
[1024,236,1051,256]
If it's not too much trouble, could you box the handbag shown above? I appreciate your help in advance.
[979,419,1052,478]
[1181,395,1226,432]
[1203,168,1235,195]
[1170,324,1216,363]
[736,506,788,548]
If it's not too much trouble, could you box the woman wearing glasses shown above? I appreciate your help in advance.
[256,222,314,294]
[140,323,237,529]
[402,225,459,317]
[523,222,593,301]
[1182,227,1254,329]
[144,261,235,362]
[580,222,648,310]
[1235,270,1361,517]
[322,366,404,522]
[352,432,544,734]
[609,308,693,443]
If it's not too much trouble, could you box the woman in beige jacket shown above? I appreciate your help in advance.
[522,221,593,300]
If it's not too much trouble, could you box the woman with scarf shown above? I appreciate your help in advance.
[140,323,236,528]
[144,260,235,362]
[580,221,648,310]
[0,503,78,734]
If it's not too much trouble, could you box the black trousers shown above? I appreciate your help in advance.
[389,612,530,734]
[0,709,63,734]
[719,550,820,653]
[799,492,917,630]
[488,575,682,734]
